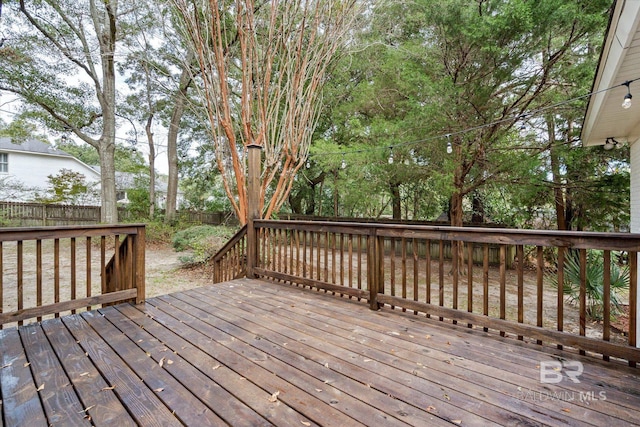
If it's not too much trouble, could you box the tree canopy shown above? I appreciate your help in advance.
[0,0,628,232]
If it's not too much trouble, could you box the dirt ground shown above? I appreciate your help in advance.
[144,242,213,298]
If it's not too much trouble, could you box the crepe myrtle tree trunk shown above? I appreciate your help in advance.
[171,0,360,224]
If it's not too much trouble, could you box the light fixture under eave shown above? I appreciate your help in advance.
[622,81,633,109]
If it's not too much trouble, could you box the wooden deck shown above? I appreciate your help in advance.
[1,278,639,426]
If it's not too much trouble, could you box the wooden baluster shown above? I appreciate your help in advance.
[86,237,92,311]
[629,250,637,367]
[114,235,120,292]
[557,246,565,350]
[579,249,587,355]
[376,232,384,308]
[425,239,431,318]
[295,230,301,278]
[452,240,458,323]
[54,238,60,317]
[316,231,321,281]
[603,250,611,361]
[357,235,362,300]
[277,229,283,275]
[517,245,524,340]
[331,232,337,286]
[401,237,407,313]
[348,234,354,293]
[324,231,329,286]
[340,233,345,290]
[101,236,106,296]
[500,245,506,337]
[36,240,42,321]
[71,237,76,314]
[483,244,489,332]
[413,238,418,315]
[467,242,473,327]
[17,240,23,326]
[439,240,444,321]
[309,232,314,282]
[390,238,396,309]
[302,230,307,279]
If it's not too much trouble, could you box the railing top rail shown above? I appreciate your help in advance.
[0,223,146,242]
[254,219,640,250]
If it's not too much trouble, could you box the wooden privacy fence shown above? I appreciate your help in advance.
[0,201,100,226]
[0,224,145,327]
[0,201,236,226]
[214,219,640,365]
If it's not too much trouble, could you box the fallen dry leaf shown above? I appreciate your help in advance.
[0,363,12,369]
[425,335,431,339]
[36,383,45,392]
[562,408,571,413]
[22,363,29,368]
[154,387,164,392]
[167,360,174,365]
[324,363,329,368]
[159,357,166,368]
[101,386,116,391]
[80,372,90,377]
[443,394,450,401]
[300,422,311,426]
[212,364,221,370]
[315,389,323,393]
[269,390,280,402]
[452,420,462,425]
[77,405,95,414]
[426,405,436,412]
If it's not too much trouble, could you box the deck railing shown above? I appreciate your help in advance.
[240,219,640,365]
[212,225,247,283]
[0,224,145,327]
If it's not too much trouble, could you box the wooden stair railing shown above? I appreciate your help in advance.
[212,225,247,283]
[0,224,145,327]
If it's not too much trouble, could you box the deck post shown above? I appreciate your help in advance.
[134,225,146,304]
[246,144,262,278]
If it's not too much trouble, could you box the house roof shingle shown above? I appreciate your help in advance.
[0,137,72,157]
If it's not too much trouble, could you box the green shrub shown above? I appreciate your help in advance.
[172,225,238,265]
[550,250,629,321]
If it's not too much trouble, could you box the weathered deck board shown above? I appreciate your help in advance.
[39,319,136,426]
[1,278,640,426]
[217,278,640,424]
[19,323,91,426]
[0,328,47,427]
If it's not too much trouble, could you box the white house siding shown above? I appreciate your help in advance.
[632,140,640,233]
[0,151,100,203]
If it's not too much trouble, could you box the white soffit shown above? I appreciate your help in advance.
[582,0,640,147]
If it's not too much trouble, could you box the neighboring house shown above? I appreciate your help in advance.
[582,0,640,232]
[91,168,184,209]
[0,137,100,203]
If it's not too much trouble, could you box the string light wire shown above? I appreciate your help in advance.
[2,76,639,161]
[308,76,640,161]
